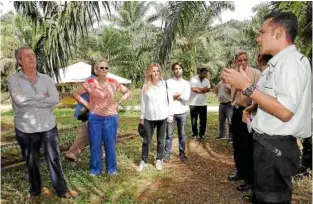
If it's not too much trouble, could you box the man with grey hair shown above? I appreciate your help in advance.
[8,46,78,202]
[227,50,260,193]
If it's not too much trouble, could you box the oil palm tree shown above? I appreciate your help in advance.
[13,1,112,80]
[157,1,235,68]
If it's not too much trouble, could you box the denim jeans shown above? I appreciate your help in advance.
[218,102,233,139]
[141,119,167,163]
[189,105,207,137]
[88,113,118,175]
[165,113,187,157]
[15,126,69,196]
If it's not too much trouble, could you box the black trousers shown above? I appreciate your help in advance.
[230,107,254,185]
[301,137,312,171]
[141,119,167,163]
[189,105,207,137]
[253,134,300,203]
[15,126,69,196]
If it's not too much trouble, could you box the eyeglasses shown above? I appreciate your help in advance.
[98,66,109,70]
[237,59,248,62]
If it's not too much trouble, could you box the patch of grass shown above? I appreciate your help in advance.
[1,110,311,204]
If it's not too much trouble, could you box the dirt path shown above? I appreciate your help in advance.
[136,138,246,204]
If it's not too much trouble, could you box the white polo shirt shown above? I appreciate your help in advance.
[189,76,210,106]
[167,77,190,114]
[251,45,311,138]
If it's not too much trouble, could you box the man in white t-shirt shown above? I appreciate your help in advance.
[164,63,191,163]
[189,68,211,140]
[222,12,311,204]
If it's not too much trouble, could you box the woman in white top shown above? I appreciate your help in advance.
[137,63,173,171]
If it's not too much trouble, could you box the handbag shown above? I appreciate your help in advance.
[137,123,145,138]
[77,106,89,122]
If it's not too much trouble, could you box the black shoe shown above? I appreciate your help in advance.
[227,174,242,181]
[191,135,198,139]
[237,183,253,192]
[180,155,188,162]
[215,137,226,140]
[199,136,205,141]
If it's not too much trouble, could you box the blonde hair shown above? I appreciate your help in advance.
[94,59,108,68]
[143,63,163,92]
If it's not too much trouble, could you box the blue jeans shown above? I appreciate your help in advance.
[165,113,187,157]
[88,113,118,175]
[15,126,69,196]
[218,102,233,139]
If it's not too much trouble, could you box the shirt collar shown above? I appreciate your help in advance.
[268,44,297,68]
[17,71,41,78]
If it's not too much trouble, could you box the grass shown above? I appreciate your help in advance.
[1,109,311,203]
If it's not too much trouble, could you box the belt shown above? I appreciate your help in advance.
[253,132,282,156]
[233,105,246,110]
[220,102,231,105]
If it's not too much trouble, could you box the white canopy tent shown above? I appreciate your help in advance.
[54,61,131,84]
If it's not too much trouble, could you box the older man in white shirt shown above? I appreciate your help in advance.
[164,63,190,163]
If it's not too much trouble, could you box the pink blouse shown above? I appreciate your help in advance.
[82,78,121,116]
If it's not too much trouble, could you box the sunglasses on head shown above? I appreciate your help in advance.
[98,66,109,70]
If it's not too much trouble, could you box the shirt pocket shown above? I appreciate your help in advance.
[263,76,276,98]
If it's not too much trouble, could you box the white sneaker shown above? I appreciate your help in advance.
[136,161,147,172]
[155,160,163,170]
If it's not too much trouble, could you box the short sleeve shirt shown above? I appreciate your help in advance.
[82,78,121,116]
[189,76,210,106]
[251,45,311,138]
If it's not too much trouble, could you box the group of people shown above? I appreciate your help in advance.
[7,11,311,204]
[220,12,311,204]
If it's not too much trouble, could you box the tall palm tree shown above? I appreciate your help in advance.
[13,1,111,80]
[157,1,235,67]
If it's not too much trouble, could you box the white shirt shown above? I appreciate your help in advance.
[256,67,270,90]
[140,80,173,120]
[251,45,311,138]
[189,76,210,106]
[167,77,191,114]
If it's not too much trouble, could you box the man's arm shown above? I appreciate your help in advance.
[249,90,293,122]
[180,82,191,102]
[221,67,294,122]
[8,76,42,107]
[201,79,211,93]
[36,77,59,108]
[191,87,203,93]
[201,87,211,93]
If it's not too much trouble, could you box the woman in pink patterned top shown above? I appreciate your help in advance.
[73,59,131,176]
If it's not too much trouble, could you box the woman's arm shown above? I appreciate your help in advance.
[72,85,90,109]
[117,84,131,105]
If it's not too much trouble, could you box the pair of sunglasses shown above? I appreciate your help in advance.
[237,59,248,62]
[98,66,109,70]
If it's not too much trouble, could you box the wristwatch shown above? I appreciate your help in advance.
[242,85,256,97]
